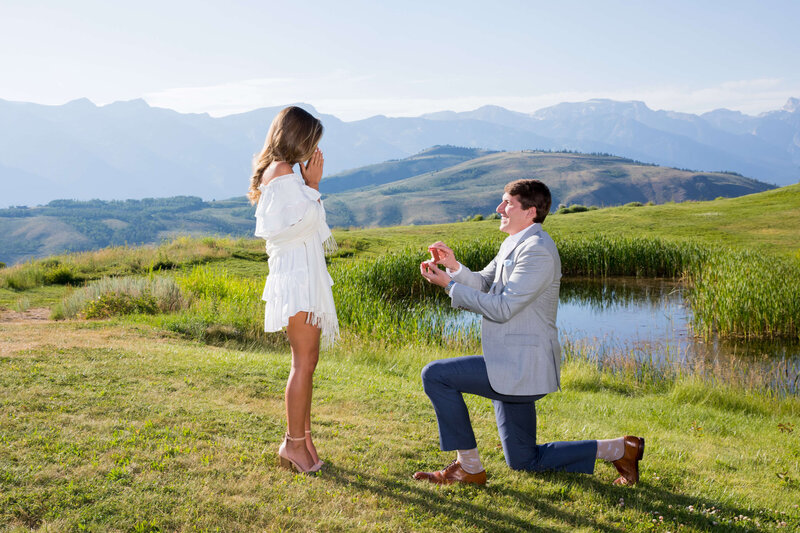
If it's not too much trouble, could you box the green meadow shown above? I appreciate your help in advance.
[1,186,800,531]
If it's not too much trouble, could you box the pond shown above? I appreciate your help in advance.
[428,277,800,394]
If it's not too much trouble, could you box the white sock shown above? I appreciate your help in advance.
[457,448,484,474]
[596,438,625,461]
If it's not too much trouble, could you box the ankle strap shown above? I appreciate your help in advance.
[285,433,306,442]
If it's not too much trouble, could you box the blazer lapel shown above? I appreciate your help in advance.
[497,224,541,281]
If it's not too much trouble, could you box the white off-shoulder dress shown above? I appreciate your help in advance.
[254,173,339,347]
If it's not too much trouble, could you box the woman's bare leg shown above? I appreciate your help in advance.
[305,408,321,465]
[283,311,320,471]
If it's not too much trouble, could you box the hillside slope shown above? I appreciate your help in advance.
[323,151,773,227]
[320,145,496,193]
[0,150,778,265]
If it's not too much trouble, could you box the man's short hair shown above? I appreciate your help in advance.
[504,179,552,223]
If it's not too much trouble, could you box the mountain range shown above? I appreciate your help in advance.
[1,97,798,208]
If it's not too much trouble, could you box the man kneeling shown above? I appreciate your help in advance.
[416,179,644,485]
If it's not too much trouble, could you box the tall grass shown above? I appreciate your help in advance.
[690,249,800,340]
[555,234,708,278]
[562,336,800,398]
[0,258,82,290]
[330,239,500,345]
[0,236,247,291]
[52,275,188,319]
[44,233,799,343]
[166,265,287,347]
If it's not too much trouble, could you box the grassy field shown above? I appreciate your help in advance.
[2,187,800,530]
[2,320,799,531]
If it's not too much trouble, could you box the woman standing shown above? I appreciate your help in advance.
[248,106,339,473]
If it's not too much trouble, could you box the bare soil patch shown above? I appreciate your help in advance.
[0,306,51,323]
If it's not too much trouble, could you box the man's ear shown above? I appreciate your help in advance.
[528,207,537,222]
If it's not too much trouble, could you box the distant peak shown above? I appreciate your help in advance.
[416,145,494,157]
[64,97,97,108]
[103,98,151,109]
[783,97,800,113]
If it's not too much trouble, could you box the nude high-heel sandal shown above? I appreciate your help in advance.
[278,433,321,473]
[306,430,324,470]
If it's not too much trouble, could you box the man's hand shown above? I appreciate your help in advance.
[428,242,459,271]
[299,148,324,190]
[420,261,451,287]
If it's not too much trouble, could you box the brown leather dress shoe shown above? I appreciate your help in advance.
[612,435,645,485]
[413,460,487,485]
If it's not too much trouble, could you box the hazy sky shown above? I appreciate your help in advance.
[2,0,799,120]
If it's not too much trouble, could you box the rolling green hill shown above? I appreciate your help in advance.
[329,182,800,259]
[323,151,774,227]
[0,197,254,266]
[0,149,776,265]
[320,145,497,193]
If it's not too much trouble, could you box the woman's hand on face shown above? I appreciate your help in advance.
[300,148,324,190]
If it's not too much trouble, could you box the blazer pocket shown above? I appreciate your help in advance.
[503,334,540,346]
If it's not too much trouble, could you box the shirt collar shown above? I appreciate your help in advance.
[507,222,540,244]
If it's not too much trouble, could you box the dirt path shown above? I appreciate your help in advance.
[0,306,51,323]
[0,317,178,357]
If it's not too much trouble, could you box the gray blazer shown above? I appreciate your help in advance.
[450,223,561,396]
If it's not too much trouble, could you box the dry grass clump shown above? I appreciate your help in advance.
[52,275,188,319]
[0,236,241,291]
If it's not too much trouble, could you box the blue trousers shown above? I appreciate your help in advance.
[421,355,597,473]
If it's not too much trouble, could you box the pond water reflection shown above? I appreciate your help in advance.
[428,277,800,394]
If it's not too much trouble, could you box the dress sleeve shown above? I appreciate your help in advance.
[254,178,321,239]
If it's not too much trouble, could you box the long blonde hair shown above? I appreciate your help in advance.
[248,106,324,204]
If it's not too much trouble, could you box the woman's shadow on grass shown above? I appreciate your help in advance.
[323,463,769,532]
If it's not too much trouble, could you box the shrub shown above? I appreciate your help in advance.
[555,204,589,215]
[624,201,644,207]
[55,275,188,319]
[84,292,159,318]
[43,264,80,285]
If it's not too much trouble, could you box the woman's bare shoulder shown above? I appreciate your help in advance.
[261,162,295,185]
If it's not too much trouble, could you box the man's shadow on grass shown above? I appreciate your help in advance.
[323,464,767,532]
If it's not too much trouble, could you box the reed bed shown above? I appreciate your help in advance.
[562,335,800,398]
[555,234,708,278]
[46,233,799,350]
[329,239,500,345]
[690,249,800,340]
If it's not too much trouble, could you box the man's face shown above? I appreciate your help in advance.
[496,193,536,235]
